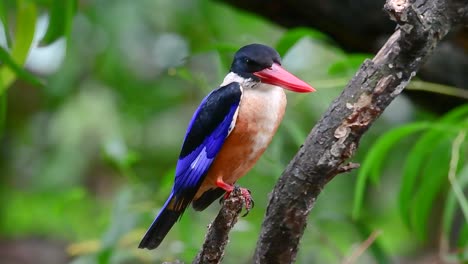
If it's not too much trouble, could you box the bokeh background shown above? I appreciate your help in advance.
[0,0,467,263]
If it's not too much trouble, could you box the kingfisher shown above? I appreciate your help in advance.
[139,43,315,250]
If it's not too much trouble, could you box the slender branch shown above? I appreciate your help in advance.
[407,80,468,100]
[193,188,244,264]
[309,78,468,100]
[253,0,466,263]
[342,230,382,264]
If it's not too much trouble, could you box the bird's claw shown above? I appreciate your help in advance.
[219,186,254,216]
[238,186,254,217]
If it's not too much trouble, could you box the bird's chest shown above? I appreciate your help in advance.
[234,87,287,156]
[200,86,286,189]
[214,86,286,183]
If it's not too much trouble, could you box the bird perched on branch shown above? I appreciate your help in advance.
[139,43,315,250]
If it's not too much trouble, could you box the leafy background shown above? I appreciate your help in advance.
[0,0,467,263]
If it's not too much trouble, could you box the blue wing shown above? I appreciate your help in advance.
[170,82,242,211]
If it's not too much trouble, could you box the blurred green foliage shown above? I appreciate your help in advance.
[0,0,466,263]
[354,105,468,260]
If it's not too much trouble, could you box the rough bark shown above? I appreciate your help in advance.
[193,188,244,264]
[252,0,467,263]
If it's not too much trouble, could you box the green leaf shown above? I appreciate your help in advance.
[0,46,45,88]
[275,27,330,56]
[443,163,468,242]
[399,105,468,227]
[9,0,36,65]
[450,132,468,222]
[352,122,429,219]
[0,0,14,48]
[0,0,37,94]
[410,140,451,240]
[0,93,6,133]
[40,0,77,45]
[459,223,468,250]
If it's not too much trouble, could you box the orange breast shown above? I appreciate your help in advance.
[195,86,287,198]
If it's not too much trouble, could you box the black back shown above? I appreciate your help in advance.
[179,82,242,158]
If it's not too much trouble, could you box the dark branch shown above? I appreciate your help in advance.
[193,188,244,264]
[253,0,465,263]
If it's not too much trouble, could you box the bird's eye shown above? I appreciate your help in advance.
[245,58,256,65]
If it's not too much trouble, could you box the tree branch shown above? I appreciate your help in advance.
[193,188,244,264]
[253,0,466,263]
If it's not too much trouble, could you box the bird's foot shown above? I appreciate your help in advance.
[219,185,254,216]
[238,186,254,217]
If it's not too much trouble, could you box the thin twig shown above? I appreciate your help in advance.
[407,81,468,100]
[337,162,360,174]
[310,78,468,100]
[342,230,382,264]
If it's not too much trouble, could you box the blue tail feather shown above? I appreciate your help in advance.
[139,193,182,250]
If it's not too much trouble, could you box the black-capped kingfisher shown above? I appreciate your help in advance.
[139,44,315,250]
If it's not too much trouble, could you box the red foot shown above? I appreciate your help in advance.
[216,180,254,216]
[216,179,234,193]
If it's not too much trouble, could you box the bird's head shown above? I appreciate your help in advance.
[229,43,315,93]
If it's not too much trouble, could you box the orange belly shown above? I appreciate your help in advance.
[195,86,286,198]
